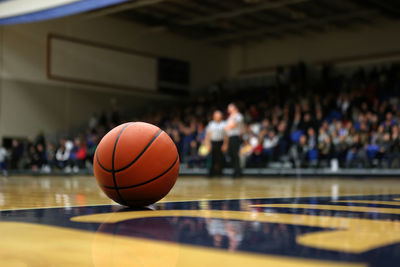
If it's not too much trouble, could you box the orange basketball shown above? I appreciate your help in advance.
[93,122,179,207]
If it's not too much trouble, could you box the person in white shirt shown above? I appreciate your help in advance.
[205,110,226,176]
[56,138,73,170]
[223,103,243,177]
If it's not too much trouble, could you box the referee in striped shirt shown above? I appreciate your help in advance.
[205,110,226,177]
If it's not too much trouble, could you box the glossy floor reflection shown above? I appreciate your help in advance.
[1,176,400,266]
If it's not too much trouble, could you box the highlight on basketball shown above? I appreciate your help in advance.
[0,1,399,266]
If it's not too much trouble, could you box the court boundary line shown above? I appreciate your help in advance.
[1,193,399,212]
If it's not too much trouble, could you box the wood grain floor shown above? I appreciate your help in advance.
[1,175,400,210]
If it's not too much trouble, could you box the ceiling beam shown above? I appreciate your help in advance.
[84,0,167,19]
[178,0,310,25]
[206,9,378,43]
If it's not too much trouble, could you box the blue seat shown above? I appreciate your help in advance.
[290,130,303,143]
[308,149,318,161]
[366,144,379,160]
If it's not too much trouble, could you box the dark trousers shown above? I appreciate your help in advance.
[210,141,224,176]
[228,136,241,177]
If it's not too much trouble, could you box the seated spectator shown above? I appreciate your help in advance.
[318,127,329,145]
[375,132,391,168]
[390,126,400,168]
[72,138,88,171]
[276,121,289,160]
[249,135,264,167]
[383,112,396,131]
[248,131,259,149]
[318,136,334,168]
[86,132,99,165]
[170,128,182,156]
[306,128,318,166]
[10,139,23,170]
[70,138,81,172]
[196,122,206,145]
[36,144,47,170]
[179,118,196,162]
[192,140,206,168]
[315,106,324,128]
[291,111,301,132]
[290,135,308,168]
[346,134,369,168]
[249,122,261,137]
[55,139,72,171]
[45,143,57,172]
[372,125,385,145]
[263,130,279,162]
[300,113,314,132]
[336,121,348,137]
[27,145,41,172]
[239,139,252,168]
[334,134,349,167]
[34,131,46,149]
[0,144,8,176]
[260,119,272,132]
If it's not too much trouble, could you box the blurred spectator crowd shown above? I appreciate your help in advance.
[1,62,400,174]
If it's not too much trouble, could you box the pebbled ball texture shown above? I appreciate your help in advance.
[93,122,179,207]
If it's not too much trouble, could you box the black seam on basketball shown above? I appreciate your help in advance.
[96,151,112,172]
[111,123,131,205]
[114,129,162,172]
[95,128,162,173]
[101,155,178,190]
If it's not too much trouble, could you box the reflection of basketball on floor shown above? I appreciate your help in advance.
[93,122,180,207]
[92,209,179,267]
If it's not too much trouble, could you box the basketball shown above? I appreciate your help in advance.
[93,122,179,207]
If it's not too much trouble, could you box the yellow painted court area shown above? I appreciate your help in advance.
[0,222,365,267]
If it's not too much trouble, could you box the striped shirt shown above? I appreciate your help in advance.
[226,113,243,137]
[206,121,226,141]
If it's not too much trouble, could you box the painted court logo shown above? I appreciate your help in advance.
[1,195,400,267]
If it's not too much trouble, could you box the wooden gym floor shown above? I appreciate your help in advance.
[0,175,400,267]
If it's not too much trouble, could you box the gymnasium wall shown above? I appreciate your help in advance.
[2,15,400,141]
[228,19,400,77]
[0,16,228,140]
[49,35,158,92]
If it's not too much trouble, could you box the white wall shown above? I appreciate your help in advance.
[0,16,228,139]
[228,19,400,77]
[50,37,158,91]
